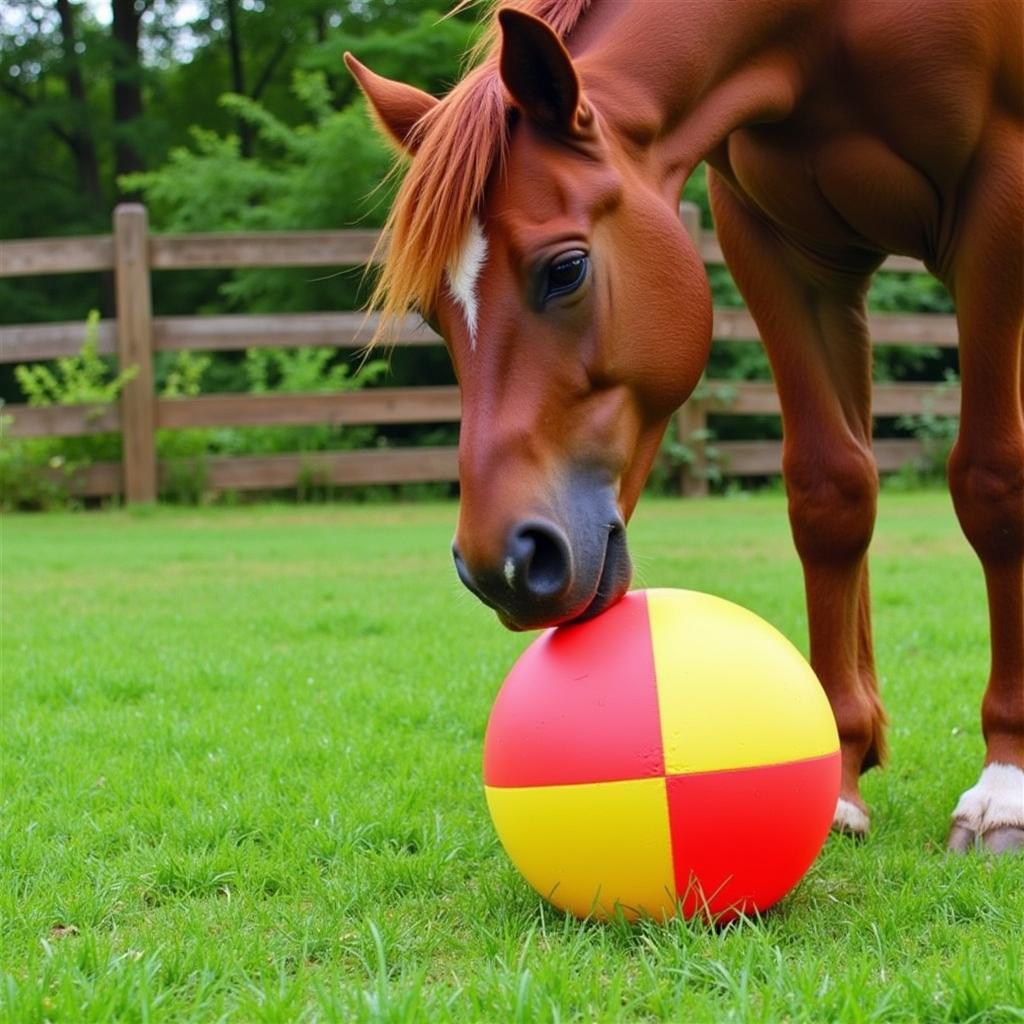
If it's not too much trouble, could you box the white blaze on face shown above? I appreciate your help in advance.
[446,218,488,348]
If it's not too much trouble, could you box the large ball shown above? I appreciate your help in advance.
[483,589,840,922]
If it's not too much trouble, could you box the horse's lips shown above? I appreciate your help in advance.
[569,526,632,625]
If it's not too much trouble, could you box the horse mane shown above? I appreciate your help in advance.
[367,0,592,344]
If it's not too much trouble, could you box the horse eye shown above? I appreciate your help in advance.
[544,252,589,300]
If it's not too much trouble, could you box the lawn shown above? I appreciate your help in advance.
[2,492,1022,1023]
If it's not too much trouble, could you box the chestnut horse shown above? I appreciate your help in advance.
[346,0,1024,852]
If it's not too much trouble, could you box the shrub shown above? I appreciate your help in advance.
[4,313,392,508]
[2,313,135,510]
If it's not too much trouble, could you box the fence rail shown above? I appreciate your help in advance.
[6,379,961,440]
[3,224,931,277]
[2,203,957,502]
[1,306,957,365]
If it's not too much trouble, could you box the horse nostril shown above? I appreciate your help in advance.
[510,522,572,598]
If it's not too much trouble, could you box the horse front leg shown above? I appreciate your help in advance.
[945,130,1024,854]
[710,170,885,833]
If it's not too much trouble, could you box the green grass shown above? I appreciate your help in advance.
[2,492,1021,1023]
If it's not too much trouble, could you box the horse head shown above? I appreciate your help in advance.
[348,9,712,629]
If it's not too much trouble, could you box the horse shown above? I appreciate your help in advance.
[345,0,1024,853]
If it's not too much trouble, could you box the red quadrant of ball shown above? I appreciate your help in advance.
[484,592,664,787]
[665,751,841,920]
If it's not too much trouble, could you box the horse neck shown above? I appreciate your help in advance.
[574,0,815,193]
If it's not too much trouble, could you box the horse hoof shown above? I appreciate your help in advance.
[947,823,978,853]
[947,823,1024,854]
[983,826,1024,854]
[831,797,870,836]
[948,764,1024,854]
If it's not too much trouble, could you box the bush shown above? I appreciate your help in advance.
[2,313,135,510]
[155,347,388,504]
[4,308,390,508]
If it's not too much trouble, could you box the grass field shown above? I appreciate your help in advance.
[3,492,1022,1023]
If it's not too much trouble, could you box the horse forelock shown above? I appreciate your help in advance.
[368,0,592,346]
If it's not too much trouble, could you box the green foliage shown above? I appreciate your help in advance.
[869,271,954,314]
[155,352,215,504]
[4,317,392,508]
[213,347,388,457]
[124,72,397,315]
[305,8,478,97]
[1,319,222,510]
[1,1,472,328]
[153,346,390,504]
[1,313,134,510]
[159,350,212,401]
[15,311,136,412]
[0,415,76,512]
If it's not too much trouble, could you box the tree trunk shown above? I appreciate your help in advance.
[224,0,252,157]
[111,0,145,194]
[55,0,104,213]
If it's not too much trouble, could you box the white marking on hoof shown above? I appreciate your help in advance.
[446,218,487,348]
[951,763,1024,834]
[503,556,516,588]
[833,798,870,834]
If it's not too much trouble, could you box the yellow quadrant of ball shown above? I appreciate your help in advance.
[484,778,676,921]
[647,589,839,774]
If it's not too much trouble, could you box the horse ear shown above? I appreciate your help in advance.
[344,53,439,155]
[498,8,584,132]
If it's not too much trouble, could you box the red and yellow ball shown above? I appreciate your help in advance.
[484,589,840,921]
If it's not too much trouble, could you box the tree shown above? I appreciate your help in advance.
[55,0,103,207]
[0,0,484,332]
[0,1,108,220]
[111,0,145,189]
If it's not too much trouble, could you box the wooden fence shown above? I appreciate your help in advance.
[1,203,958,503]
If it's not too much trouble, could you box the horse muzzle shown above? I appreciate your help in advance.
[452,475,633,630]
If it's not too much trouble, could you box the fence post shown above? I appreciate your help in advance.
[677,400,709,497]
[677,201,709,497]
[113,203,157,503]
